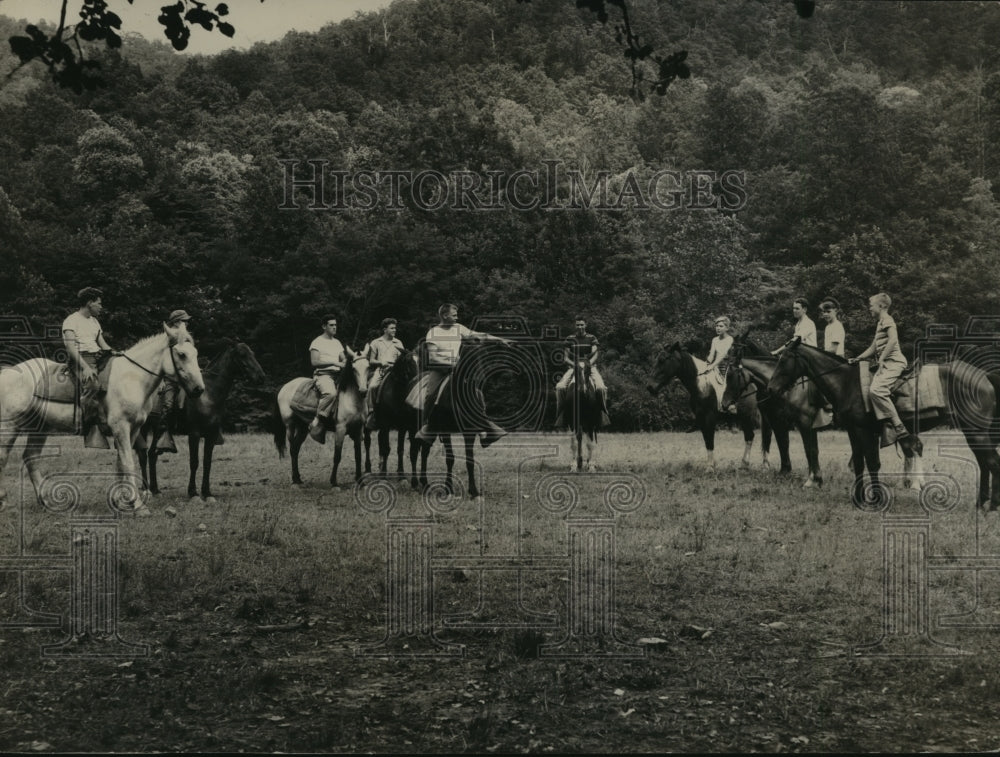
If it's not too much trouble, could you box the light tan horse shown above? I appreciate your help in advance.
[0,321,205,513]
[274,354,369,488]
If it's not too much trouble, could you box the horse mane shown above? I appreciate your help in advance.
[793,339,850,365]
[124,331,171,354]
[338,354,365,392]
[389,349,418,385]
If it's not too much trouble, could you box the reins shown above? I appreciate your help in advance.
[119,341,183,386]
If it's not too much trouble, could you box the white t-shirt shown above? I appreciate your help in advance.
[310,335,346,373]
[62,311,103,353]
[425,324,473,367]
[794,316,817,347]
[823,321,845,356]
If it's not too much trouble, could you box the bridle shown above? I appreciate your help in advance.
[770,342,848,394]
[118,338,186,388]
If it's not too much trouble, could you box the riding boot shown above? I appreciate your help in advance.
[480,420,507,448]
[84,424,111,449]
[155,428,178,454]
[597,388,611,427]
[879,420,898,448]
[309,416,327,444]
[80,395,111,449]
[364,390,378,431]
[897,431,922,456]
[553,387,567,428]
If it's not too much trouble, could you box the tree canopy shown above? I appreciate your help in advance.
[1,0,997,430]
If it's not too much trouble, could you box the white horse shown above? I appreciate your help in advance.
[0,321,205,513]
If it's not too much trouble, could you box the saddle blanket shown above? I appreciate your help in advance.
[32,357,115,405]
[859,361,945,417]
[290,379,321,416]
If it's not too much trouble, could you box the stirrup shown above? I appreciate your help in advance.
[155,429,178,454]
[84,425,110,450]
[481,425,507,448]
[308,418,327,443]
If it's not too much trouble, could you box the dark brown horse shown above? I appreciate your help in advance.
[139,340,267,501]
[648,342,767,468]
[413,340,508,500]
[722,335,825,487]
[768,337,1000,510]
[363,349,419,479]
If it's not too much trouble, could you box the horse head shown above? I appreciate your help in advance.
[767,337,805,394]
[169,338,206,398]
[648,342,685,394]
[235,341,267,383]
[392,349,419,386]
[342,353,370,395]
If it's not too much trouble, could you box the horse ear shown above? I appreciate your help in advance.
[668,341,681,353]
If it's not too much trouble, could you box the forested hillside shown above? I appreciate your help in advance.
[2,0,999,429]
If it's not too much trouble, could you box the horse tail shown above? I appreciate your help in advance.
[271,396,287,458]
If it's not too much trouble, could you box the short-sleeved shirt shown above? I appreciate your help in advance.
[793,316,817,347]
[874,312,906,365]
[310,335,346,374]
[823,321,846,357]
[366,336,404,366]
[565,333,599,363]
[62,311,103,353]
[425,324,473,367]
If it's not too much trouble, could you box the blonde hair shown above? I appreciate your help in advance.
[870,293,892,309]
[714,316,731,329]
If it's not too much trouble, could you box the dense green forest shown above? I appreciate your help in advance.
[2,0,999,430]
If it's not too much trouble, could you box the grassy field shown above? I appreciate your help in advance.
[3,428,1000,752]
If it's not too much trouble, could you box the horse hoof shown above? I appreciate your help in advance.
[587,464,597,473]
[569,465,578,473]
[204,496,217,504]
[802,479,814,489]
[189,496,202,504]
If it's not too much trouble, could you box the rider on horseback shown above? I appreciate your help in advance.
[553,316,611,429]
[308,314,355,443]
[153,308,193,453]
[772,297,818,355]
[704,315,735,413]
[363,318,405,430]
[62,287,120,449]
[407,303,510,445]
[849,292,911,447]
[819,298,846,357]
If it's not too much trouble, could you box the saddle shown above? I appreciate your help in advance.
[35,354,115,405]
[858,361,945,417]
[289,379,322,416]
